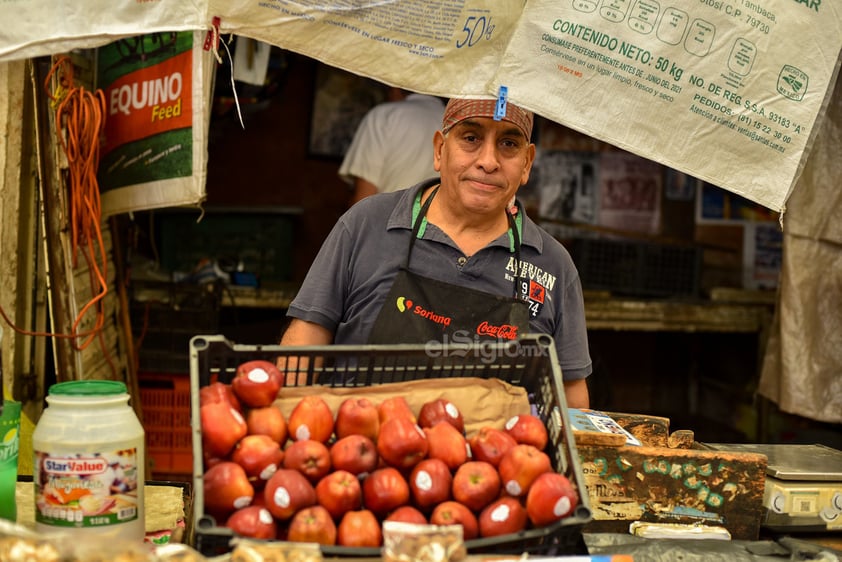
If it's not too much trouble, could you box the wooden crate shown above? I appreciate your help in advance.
[576,412,767,540]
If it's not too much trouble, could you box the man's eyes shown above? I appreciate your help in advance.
[460,134,521,149]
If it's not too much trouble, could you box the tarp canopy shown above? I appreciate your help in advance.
[2,0,841,213]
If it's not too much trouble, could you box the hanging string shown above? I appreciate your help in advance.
[220,35,245,130]
[204,17,244,129]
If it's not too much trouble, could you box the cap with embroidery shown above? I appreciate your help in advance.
[442,98,534,140]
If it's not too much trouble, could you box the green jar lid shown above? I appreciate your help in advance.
[49,380,128,396]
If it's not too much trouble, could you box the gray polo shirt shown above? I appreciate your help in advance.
[287,180,592,381]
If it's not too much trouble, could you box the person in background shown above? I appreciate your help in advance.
[339,87,445,205]
[284,96,591,408]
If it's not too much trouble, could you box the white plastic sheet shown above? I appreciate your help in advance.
[0,1,204,61]
[492,0,842,213]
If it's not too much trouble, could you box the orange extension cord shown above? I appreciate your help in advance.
[0,56,115,373]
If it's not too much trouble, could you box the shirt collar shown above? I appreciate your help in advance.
[386,179,544,253]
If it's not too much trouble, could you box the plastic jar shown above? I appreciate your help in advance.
[32,380,145,541]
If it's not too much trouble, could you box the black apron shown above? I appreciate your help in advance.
[368,186,529,344]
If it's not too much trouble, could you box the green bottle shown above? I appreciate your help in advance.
[0,398,21,522]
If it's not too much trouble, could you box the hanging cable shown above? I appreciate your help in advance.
[46,55,110,352]
[0,55,113,370]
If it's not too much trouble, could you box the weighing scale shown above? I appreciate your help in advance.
[701,443,842,532]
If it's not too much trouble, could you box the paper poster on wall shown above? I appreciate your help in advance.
[536,151,599,224]
[96,31,212,217]
[232,37,272,86]
[598,152,662,235]
[307,65,386,159]
[743,222,782,290]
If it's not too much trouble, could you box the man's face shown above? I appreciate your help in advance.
[433,117,535,215]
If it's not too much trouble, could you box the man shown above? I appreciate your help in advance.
[338,87,445,204]
[283,97,592,408]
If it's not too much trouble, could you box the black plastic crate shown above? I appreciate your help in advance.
[572,238,702,297]
[189,334,592,557]
[130,281,221,372]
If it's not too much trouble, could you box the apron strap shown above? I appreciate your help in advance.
[408,185,523,300]
[508,210,523,300]
[407,185,439,267]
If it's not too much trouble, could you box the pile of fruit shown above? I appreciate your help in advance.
[200,360,579,548]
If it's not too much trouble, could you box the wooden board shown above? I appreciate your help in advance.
[578,445,767,540]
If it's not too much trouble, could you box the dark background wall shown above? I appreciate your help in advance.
[204,53,353,281]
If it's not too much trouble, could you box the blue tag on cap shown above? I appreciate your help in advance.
[494,85,508,121]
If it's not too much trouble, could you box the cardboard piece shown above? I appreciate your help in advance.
[274,377,531,438]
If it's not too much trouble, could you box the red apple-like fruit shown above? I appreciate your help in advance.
[362,467,410,517]
[315,469,362,520]
[430,501,479,540]
[377,417,428,470]
[201,401,248,458]
[200,381,241,410]
[424,422,469,470]
[409,458,452,511]
[385,505,428,525]
[263,468,317,520]
[451,461,501,513]
[418,398,465,433]
[232,359,284,408]
[337,509,383,547]
[246,405,288,445]
[478,496,528,537]
[468,426,518,468]
[330,434,379,476]
[203,461,254,520]
[287,505,337,545]
[230,434,284,485]
[225,505,277,539]
[377,396,417,424]
[498,444,552,498]
[250,490,266,508]
[203,451,224,471]
[504,413,549,450]
[335,397,380,441]
[526,472,579,527]
[283,439,332,483]
[288,395,335,443]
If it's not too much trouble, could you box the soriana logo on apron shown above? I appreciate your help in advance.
[394,296,519,340]
[395,296,452,329]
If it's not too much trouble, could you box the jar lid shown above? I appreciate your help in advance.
[49,380,128,396]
